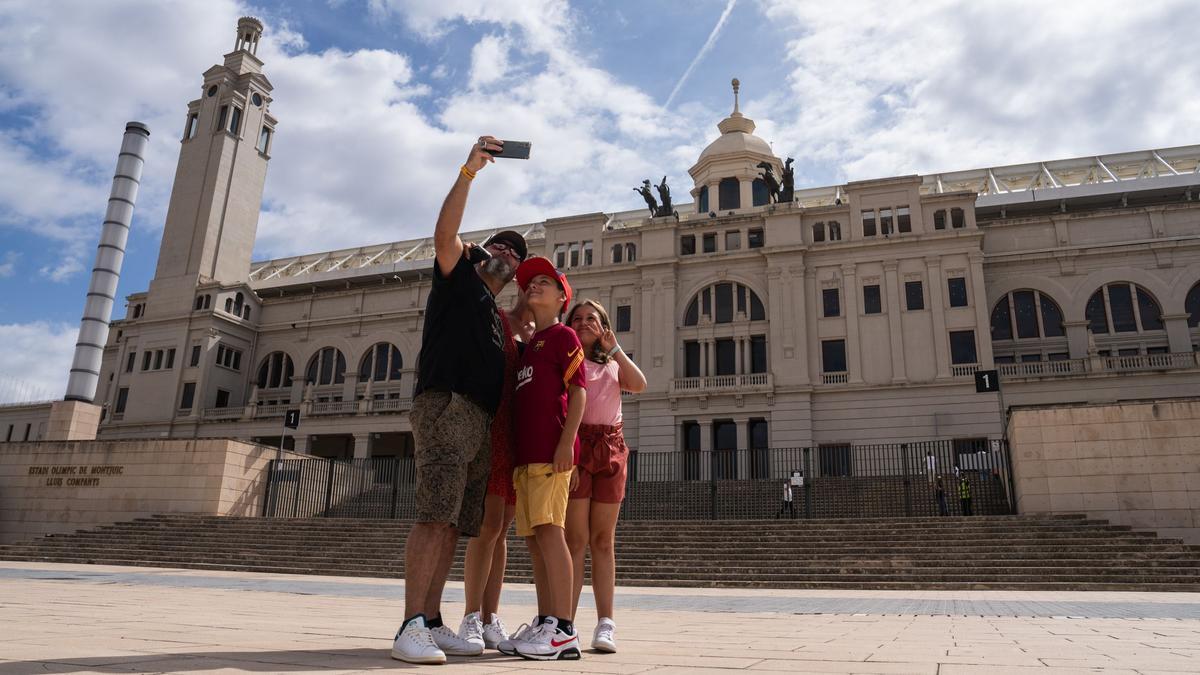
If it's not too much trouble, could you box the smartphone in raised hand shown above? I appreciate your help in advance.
[485,140,532,160]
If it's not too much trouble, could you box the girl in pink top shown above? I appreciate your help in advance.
[564,299,646,653]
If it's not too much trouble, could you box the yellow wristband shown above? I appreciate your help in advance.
[460,165,476,181]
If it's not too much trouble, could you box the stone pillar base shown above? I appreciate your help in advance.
[45,400,102,441]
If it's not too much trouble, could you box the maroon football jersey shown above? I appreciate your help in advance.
[514,322,586,466]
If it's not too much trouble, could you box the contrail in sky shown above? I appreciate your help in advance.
[664,0,739,110]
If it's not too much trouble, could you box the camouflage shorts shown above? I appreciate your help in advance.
[410,391,493,537]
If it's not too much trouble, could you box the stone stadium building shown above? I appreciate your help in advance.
[5,19,1200,473]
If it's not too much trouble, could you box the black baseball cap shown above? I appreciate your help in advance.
[483,230,527,261]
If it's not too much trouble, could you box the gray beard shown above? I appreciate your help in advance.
[480,256,516,283]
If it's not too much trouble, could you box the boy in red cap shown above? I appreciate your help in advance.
[505,256,586,661]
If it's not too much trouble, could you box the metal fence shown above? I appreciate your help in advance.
[262,439,1014,521]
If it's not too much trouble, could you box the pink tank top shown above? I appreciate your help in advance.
[581,359,622,427]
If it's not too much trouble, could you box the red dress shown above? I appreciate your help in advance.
[486,310,518,504]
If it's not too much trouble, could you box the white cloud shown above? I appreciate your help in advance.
[0,251,15,278]
[0,322,76,403]
[469,34,510,87]
[758,0,1200,183]
[38,257,85,283]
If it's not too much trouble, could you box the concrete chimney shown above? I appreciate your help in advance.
[64,122,150,403]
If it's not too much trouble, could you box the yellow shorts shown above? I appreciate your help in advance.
[513,463,572,536]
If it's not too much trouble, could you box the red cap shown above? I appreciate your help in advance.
[516,256,572,313]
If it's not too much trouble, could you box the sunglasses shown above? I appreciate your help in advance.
[487,241,525,260]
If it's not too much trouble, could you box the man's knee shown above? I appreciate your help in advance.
[589,528,614,557]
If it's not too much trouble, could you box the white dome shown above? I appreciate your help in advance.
[699,127,774,160]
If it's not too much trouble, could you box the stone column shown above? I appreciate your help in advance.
[789,264,810,384]
[805,268,819,380]
[1064,320,1091,359]
[293,434,310,454]
[842,263,863,383]
[883,261,907,383]
[736,418,750,478]
[967,252,994,366]
[734,336,744,374]
[739,175,754,211]
[925,256,951,378]
[353,433,372,459]
[1162,314,1193,353]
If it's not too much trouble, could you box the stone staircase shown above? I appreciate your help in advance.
[4,514,1200,590]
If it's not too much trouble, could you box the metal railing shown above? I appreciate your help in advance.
[262,439,1014,521]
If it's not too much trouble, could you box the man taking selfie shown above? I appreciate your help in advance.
[391,136,529,665]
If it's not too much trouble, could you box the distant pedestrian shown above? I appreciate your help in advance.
[776,480,795,519]
[925,450,937,485]
[934,477,948,516]
[958,476,973,516]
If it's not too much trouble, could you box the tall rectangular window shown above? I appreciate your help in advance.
[821,339,847,373]
[897,205,911,232]
[185,113,198,139]
[748,228,764,248]
[715,338,736,375]
[905,281,925,310]
[257,126,271,152]
[126,352,136,373]
[217,105,228,132]
[863,285,882,314]
[750,335,767,373]
[153,350,164,370]
[569,242,580,267]
[615,305,632,332]
[165,348,176,369]
[715,283,734,323]
[142,352,152,371]
[180,382,196,411]
[190,345,201,367]
[228,106,242,134]
[582,240,593,266]
[822,288,840,317]
[702,232,717,253]
[684,341,701,377]
[680,234,695,255]
[553,244,566,269]
[115,387,129,414]
[719,177,740,210]
[879,208,893,235]
[861,209,876,237]
[215,389,230,408]
[948,277,968,307]
[949,330,978,364]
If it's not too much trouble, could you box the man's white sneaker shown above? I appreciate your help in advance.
[497,616,539,655]
[482,613,510,650]
[430,622,484,656]
[457,611,486,652]
[592,617,616,653]
[514,616,581,661]
[391,616,447,664]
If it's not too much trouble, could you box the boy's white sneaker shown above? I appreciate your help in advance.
[482,613,510,650]
[391,616,447,664]
[497,616,539,655]
[457,612,486,651]
[592,617,616,653]
[514,616,581,661]
[430,622,483,656]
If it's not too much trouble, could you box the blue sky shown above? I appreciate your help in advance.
[1,0,1199,401]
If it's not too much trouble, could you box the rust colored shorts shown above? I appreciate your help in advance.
[568,422,629,504]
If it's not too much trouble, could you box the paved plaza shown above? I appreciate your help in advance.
[1,562,1198,674]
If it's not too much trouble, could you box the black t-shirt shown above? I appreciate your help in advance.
[414,253,506,415]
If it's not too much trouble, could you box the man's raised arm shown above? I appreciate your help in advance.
[433,136,502,277]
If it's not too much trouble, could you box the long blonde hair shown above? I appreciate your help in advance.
[566,299,613,364]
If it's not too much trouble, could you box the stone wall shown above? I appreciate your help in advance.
[0,439,302,544]
[1009,399,1200,543]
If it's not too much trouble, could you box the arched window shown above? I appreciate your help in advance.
[683,282,766,326]
[203,295,211,309]
[242,306,251,320]
[194,296,205,311]
[224,298,233,312]
[951,208,965,229]
[991,291,1065,341]
[752,178,769,207]
[625,243,636,262]
[719,177,740,210]
[1086,283,1164,334]
[812,222,826,243]
[828,221,842,241]
[697,185,708,213]
[1186,281,1200,328]
[611,244,623,264]
[305,347,347,385]
[359,343,403,383]
[256,352,295,389]
[233,292,244,315]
